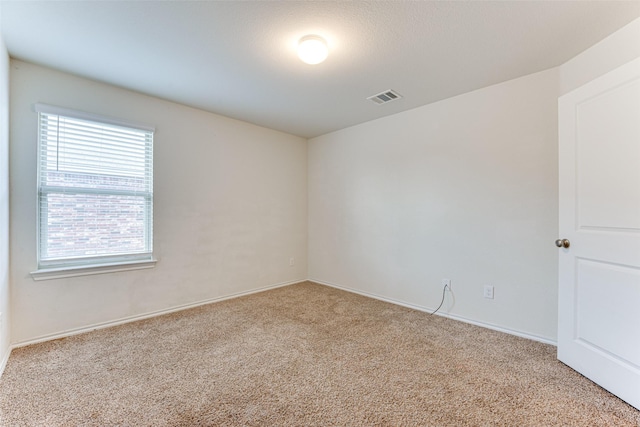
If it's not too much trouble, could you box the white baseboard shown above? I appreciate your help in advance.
[0,345,10,378]
[310,278,557,346]
[12,279,305,350]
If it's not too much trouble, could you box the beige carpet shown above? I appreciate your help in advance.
[0,281,638,426]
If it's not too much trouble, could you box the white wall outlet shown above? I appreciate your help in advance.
[442,278,451,290]
[289,257,295,266]
[483,285,494,299]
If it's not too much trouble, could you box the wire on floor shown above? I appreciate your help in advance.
[430,284,449,315]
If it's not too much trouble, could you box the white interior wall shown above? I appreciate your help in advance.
[10,60,308,345]
[0,7,11,370]
[308,68,560,342]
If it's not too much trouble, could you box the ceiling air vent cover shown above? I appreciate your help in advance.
[367,89,402,105]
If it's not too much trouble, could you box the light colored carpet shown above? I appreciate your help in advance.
[0,281,638,426]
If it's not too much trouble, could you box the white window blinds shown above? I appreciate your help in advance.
[36,104,154,268]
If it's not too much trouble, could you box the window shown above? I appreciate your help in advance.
[33,104,155,277]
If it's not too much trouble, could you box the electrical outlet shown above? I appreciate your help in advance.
[442,278,451,291]
[483,285,494,299]
[289,257,295,267]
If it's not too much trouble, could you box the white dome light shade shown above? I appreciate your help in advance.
[298,35,328,65]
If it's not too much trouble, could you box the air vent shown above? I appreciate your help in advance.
[367,89,402,105]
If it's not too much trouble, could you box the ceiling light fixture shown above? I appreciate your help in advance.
[297,35,328,65]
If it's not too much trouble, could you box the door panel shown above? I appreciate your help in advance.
[576,79,640,230]
[576,258,640,367]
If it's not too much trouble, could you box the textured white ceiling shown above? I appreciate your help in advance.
[2,1,640,138]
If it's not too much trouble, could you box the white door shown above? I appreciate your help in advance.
[558,57,640,410]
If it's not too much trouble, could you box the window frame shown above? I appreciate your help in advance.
[31,104,156,281]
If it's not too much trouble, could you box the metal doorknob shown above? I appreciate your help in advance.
[555,239,570,249]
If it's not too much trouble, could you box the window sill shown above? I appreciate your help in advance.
[30,259,157,281]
